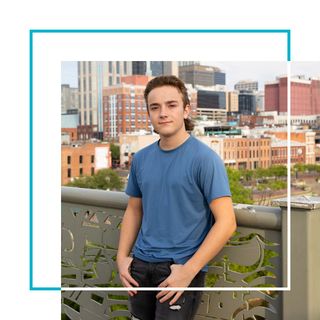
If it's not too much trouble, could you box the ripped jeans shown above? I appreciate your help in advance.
[129,256,206,320]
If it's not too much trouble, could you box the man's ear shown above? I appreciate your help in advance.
[184,104,191,119]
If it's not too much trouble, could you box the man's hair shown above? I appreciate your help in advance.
[144,75,195,131]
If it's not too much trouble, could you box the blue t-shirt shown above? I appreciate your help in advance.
[125,134,231,270]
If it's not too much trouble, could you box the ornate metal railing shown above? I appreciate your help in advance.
[61,188,320,319]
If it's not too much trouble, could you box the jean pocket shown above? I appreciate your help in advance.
[153,262,173,285]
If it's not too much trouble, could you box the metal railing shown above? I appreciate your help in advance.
[61,187,320,319]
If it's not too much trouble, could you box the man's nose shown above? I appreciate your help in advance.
[159,105,168,118]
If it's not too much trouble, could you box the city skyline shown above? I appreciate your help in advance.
[61,61,300,90]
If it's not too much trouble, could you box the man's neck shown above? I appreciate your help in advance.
[159,130,190,151]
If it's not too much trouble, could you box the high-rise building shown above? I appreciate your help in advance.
[197,89,226,109]
[102,75,151,139]
[196,85,227,122]
[78,61,132,139]
[178,61,200,66]
[163,61,178,76]
[234,80,259,91]
[132,61,146,75]
[238,90,257,115]
[256,91,265,112]
[150,61,163,76]
[265,76,320,115]
[179,64,226,87]
[133,61,179,77]
[227,91,239,113]
[61,84,79,113]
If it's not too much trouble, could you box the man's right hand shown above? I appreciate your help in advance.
[117,256,139,296]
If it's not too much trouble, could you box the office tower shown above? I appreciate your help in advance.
[227,91,239,113]
[133,61,179,77]
[234,80,258,91]
[179,64,226,87]
[78,61,132,139]
[178,61,200,66]
[238,90,257,115]
[256,91,265,112]
[132,61,147,75]
[265,75,320,115]
[163,61,178,76]
[61,84,79,113]
[196,86,227,122]
[150,61,163,76]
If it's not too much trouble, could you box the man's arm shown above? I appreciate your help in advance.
[116,196,143,295]
[157,196,237,303]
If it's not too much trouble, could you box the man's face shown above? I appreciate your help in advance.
[147,86,190,138]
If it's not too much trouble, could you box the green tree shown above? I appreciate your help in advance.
[269,165,287,178]
[227,168,253,204]
[110,143,120,161]
[67,169,124,191]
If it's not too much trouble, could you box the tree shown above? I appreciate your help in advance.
[227,168,253,204]
[110,143,120,161]
[67,169,124,191]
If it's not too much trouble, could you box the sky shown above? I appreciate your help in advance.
[61,61,320,91]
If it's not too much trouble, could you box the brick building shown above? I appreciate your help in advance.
[61,128,78,142]
[271,140,305,165]
[103,76,152,139]
[222,136,271,170]
[197,135,271,170]
[265,76,320,116]
[61,143,111,185]
[266,130,316,164]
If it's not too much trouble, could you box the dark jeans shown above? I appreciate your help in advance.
[129,257,205,320]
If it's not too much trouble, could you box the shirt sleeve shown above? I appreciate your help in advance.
[198,151,232,204]
[125,156,142,198]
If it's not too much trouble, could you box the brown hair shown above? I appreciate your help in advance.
[144,75,195,131]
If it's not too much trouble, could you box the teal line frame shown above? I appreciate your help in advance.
[29,28,291,291]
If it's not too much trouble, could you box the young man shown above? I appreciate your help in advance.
[117,75,236,320]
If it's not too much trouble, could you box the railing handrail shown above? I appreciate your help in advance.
[61,187,282,231]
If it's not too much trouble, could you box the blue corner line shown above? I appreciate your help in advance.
[29,28,291,291]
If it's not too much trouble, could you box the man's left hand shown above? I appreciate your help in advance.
[156,264,196,305]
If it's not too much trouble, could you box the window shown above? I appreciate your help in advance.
[80,168,83,176]
[67,156,71,164]
[79,155,83,164]
[68,168,71,178]
[116,61,120,74]
[91,167,95,176]
[109,61,112,72]
[91,155,94,163]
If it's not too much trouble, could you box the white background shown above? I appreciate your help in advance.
[2,0,320,318]
[34,32,288,287]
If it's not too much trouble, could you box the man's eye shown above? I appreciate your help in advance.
[150,106,158,110]
[169,104,177,107]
